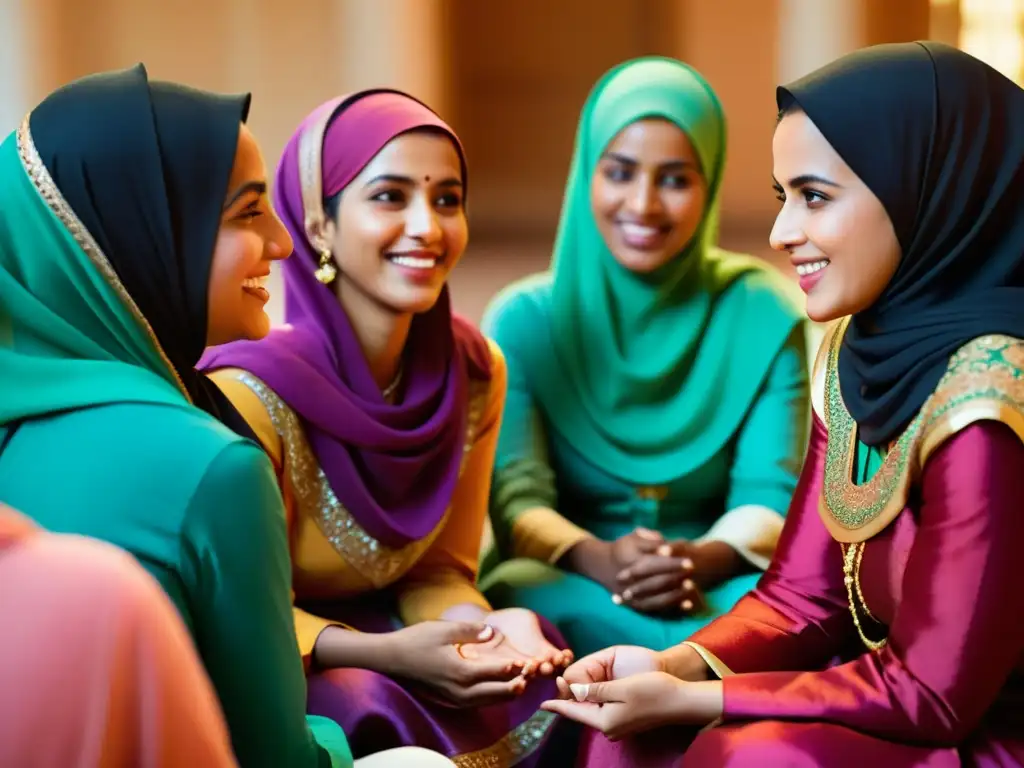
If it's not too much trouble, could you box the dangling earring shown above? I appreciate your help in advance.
[314,246,337,285]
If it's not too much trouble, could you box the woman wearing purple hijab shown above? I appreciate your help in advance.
[201,90,571,765]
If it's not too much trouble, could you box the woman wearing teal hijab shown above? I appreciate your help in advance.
[480,57,809,655]
[0,65,356,767]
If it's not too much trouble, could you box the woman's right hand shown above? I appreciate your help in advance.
[562,528,665,593]
[383,621,531,708]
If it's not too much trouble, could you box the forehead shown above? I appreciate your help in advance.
[772,111,849,179]
[604,118,696,163]
[227,125,264,185]
[358,131,463,180]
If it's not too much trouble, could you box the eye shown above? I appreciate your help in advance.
[371,189,406,204]
[801,188,829,207]
[236,209,263,223]
[603,165,632,183]
[436,192,463,209]
[660,173,690,190]
[773,185,786,203]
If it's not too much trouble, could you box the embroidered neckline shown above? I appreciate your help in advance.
[236,371,488,588]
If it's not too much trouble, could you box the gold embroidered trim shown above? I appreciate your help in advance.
[820,318,921,542]
[451,711,558,768]
[820,320,1024,542]
[918,335,1024,464]
[15,115,191,402]
[235,371,489,588]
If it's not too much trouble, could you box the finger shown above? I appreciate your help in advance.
[570,680,625,704]
[457,653,527,683]
[561,653,609,685]
[628,588,686,613]
[444,621,496,646]
[456,675,528,707]
[681,582,708,614]
[617,554,693,583]
[621,572,683,601]
[555,676,572,699]
[540,699,608,730]
[633,527,664,542]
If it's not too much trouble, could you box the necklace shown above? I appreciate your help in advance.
[381,364,403,400]
[841,541,888,652]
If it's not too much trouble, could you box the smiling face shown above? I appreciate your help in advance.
[589,118,708,274]
[770,109,901,322]
[321,129,467,316]
[206,124,292,346]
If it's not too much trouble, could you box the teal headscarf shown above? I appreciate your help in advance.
[0,126,186,427]
[487,57,803,484]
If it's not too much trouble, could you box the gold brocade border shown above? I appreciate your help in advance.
[820,321,1024,543]
[452,711,558,768]
[15,116,191,402]
[234,370,489,588]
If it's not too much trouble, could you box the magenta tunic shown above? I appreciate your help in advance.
[582,328,1024,767]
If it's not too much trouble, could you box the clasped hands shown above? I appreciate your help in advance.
[539,644,724,740]
[570,527,744,615]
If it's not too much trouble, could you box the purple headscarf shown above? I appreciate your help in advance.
[200,90,491,548]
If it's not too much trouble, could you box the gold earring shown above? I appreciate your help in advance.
[314,246,337,285]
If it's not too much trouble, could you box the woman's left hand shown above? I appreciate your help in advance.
[472,608,573,676]
[541,673,723,740]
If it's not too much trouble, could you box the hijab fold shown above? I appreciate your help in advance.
[487,57,803,485]
[779,41,1024,445]
[0,64,254,440]
[202,91,492,549]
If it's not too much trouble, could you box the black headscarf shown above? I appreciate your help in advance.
[29,63,259,441]
[778,41,1024,446]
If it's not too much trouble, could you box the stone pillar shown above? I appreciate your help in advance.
[335,0,448,116]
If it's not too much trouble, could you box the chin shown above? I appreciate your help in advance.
[382,288,445,316]
[611,250,672,275]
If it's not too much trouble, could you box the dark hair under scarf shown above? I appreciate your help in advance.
[779,41,1024,446]
[29,64,258,440]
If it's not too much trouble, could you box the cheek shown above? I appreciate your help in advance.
[664,189,706,242]
[442,218,468,263]
[590,177,621,222]
[336,214,402,270]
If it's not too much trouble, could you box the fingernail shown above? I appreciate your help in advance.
[569,683,590,702]
[683,579,694,590]
[681,558,694,570]
[622,589,633,600]
[478,625,494,640]
[616,570,629,581]
[682,599,694,611]
[611,594,623,605]
[657,544,672,557]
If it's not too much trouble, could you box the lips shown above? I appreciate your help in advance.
[241,274,270,303]
[617,221,669,250]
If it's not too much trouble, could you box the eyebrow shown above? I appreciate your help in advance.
[363,173,463,188]
[602,152,695,171]
[773,174,843,189]
[223,180,267,210]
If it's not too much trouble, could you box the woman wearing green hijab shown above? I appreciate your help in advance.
[480,57,809,655]
[0,65,356,767]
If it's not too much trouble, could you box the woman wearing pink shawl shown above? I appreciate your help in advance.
[0,504,237,767]
[201,91,571,765]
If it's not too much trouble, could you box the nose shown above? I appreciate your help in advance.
[266,211,293,261]
[405,194,442,244]
[768,202,806,253]
[625,176,661,218]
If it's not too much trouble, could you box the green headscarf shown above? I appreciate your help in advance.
[0,127,186,427]
[487,57,803,484]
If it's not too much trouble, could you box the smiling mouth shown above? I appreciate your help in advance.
[795,259,829,276]
[386,253,443,270]
[242,275,270,302]
[616,222,669,250]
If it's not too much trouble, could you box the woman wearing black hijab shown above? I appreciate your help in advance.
[0,65,357,766]
[544,42,1024,765]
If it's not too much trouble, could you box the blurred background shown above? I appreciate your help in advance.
[1,0,1019,324]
